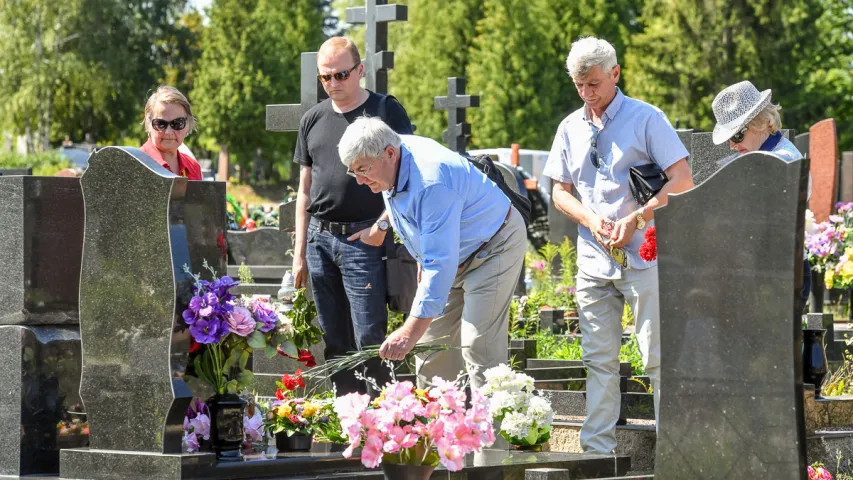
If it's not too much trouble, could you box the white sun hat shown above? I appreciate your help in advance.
[711,80,772,145]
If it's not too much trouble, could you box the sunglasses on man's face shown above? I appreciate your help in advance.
[730,126,749,144]
[318,63,360,84]
[151,117,187,132]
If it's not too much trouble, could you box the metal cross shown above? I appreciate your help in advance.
[266,52,328,132]
[434,77,479,153]
[345,0,407,94]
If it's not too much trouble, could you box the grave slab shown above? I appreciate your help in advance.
[655,152,809,478]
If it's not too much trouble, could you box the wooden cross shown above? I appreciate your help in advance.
[345,0,407,94]
[434,77,479,153]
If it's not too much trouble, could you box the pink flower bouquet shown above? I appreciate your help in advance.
[333,378,495,471]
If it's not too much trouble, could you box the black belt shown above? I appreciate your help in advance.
[310,216,377,235]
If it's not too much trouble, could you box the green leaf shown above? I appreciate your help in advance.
[264,345,279,358]
[279,339,298,358]
[237,369,254,387]
[247,330,267,349]
[240,349,251,369]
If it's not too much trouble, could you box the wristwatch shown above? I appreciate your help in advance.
[376,219,390,231]
[635,211,646,230]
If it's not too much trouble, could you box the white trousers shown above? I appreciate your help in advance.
[576,265,661,455]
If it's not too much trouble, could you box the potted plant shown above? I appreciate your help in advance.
[480,364,553,451]
[181,261,298,460]
[266,369,323,451]
[334,377,495,479]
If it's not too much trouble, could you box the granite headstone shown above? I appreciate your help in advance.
[655,152,808,478]
[62,147,226,478]
[691,130,796,186]
[809,119,838,222]
[226,227,292,266]
[841,152,853,203]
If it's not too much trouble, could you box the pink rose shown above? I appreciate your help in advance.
[226,306,256,336]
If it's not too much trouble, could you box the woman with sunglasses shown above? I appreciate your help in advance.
[712,80,810,310]
[141,85,202,180]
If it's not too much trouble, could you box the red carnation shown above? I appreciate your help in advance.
[189,339,202,353]
[297,349,317,368]
[639,226,657,261]
[281,374,298,391]
[275,388,285,400]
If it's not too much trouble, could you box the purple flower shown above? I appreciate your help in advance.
[193,398,209,416]
[189,292,218,318]
[252,300,279,333]
[226,306,256,336]
[212,276,238,302]
[183,432,200,452]
[182,309,198,326]
[189,317,229,344]
[192,279,211,296]
[190,413,211,440]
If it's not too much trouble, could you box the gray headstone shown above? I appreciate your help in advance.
[691,130,796,186]
[345,0,407,94]
[64,147,224,477]
[676,129,694,164]
[266,52,328,132]
[840,152,853,203]
[526,468,570,480]
[279,200,297,233]
[0,176,83,325]
[0,167,33,176]
[795,132,810,157]
[226,228,292,265]
[655,152,809,478]
[434,77,479,153]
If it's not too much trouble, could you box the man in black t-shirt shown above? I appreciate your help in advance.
[292,36,413,395]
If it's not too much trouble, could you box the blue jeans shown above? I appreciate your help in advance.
[306,222,390,395]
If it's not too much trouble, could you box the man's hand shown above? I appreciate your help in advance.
[587,212,615,248]
[609,213,638,248]
[380,325,420,361]
[347,223,386,246]
[292,255,309,288]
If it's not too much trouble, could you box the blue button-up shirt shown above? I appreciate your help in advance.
[383,135,511,318]
[543,89,689,279]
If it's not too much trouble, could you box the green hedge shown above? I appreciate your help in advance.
[0,151,73,176]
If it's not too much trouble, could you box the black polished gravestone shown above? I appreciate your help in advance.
[435,77,479,154]
[346,0,407,94]
[61,147,227,479]
[0,176,88,476]
[655,152,809,479]
[266,52,328,132]
[690,130,796,186]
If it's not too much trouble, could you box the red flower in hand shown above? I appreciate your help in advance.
[639,226,657,261]
[297,350,317,368]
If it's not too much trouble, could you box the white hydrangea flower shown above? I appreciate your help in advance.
[526,395,553,427]
[501,411,533,440]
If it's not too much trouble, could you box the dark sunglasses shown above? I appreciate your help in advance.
[318,63,360,83]
[730,126,749,144]
[590,125,602,169]
[151,117,187,132]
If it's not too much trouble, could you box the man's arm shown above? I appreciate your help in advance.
[292,165,312,288]
[552,181,613,247]
[347,210,389,246]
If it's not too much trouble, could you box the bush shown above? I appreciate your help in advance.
[0,151,73,176]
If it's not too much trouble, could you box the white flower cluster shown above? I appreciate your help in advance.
[480,363,554,444]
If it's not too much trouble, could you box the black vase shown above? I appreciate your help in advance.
[803,328,829,398]
[275,432,313,452]
[380,463,436,480]
[206,393,246,461]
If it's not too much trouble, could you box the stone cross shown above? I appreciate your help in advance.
[434,77,479,153]
[346,0,407,94]
[266,52,328,132]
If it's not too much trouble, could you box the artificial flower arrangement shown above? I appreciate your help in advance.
[805,205,853,290]
[808,462,833,480]
[333,377,495,471]
[480,364,553,449]
[266,369,321,439]
[182,261,310,394]
[182,395,266,452]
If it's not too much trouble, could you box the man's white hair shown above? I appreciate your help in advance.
[565,37,618,79]
[338,116,402,167]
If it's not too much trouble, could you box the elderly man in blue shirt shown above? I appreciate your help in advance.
[337,116,527,389]
[543,36,694,455]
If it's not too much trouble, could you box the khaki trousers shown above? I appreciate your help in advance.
[575,265,661,455]
[415,208,527,390]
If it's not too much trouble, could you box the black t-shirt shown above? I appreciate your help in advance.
[294,91,413,223]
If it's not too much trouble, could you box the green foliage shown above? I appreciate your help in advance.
[191,0,325,184]
[237,263,254,284]
[618,334,646,377]
[526,239,578,311]
[535,330,647,377]
[285,289,324,351]
[387,308,406,334]
[0,151,72,176]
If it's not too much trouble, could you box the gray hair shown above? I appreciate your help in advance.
[338,116,402,167]
[747,102,783,134]
[566,37,618,79]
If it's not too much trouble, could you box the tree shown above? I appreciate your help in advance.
[466,0,562,150]
[191,0,326,183]
[388,0,484,143]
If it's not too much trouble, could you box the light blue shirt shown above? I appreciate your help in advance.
[383,135,511,318]
[543,89,689,279]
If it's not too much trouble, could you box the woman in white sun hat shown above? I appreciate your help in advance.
[712,80,810,311]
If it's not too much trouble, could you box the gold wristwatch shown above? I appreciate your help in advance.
[635,211,646,230]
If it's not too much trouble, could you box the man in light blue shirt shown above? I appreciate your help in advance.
[337,116,527,389]
[543,37,694,455]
